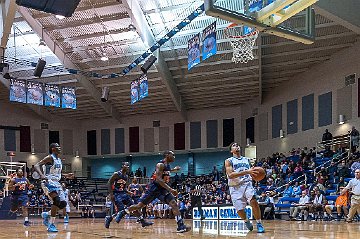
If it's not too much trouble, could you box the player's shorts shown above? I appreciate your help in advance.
[132,196,141,204]
[139,183,174,205]
[114,193,134,211]
[11,194,29,208]
[229,182,255,211]
[41,180,65,201]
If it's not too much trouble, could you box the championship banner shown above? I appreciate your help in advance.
[27,81,43,105]
[10,79,26,103]
[139,74,148,100]
[130,79,139,104]
[188,33,201,70]
[61,86,77,109]
[202,21,217,61]
[44,84,60,107]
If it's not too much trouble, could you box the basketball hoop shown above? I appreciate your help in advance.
[224,23,259,64]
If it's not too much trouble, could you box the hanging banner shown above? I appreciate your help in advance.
[188,33,201,70]
[44,84,60,107]
[202,21,217,61]
[139,74,148,100]
[130,79,139,104]
[61,86,77,109]
[10,79,26,103]
[27,81,43,105]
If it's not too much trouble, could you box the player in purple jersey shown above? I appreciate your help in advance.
[8,168,34,226]
[123,151,191,233]
[105,162,153,229]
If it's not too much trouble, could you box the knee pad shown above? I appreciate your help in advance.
[53,196,67,209]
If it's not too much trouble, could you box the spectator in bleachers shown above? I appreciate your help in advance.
[293,182,302,197]
[322,129,333,143]
[264,179,275,192]
[350,159,360,174]
[332,191,349,221]
[327,162,337,176]
[337,177,347,193]
[350,126,360,153]
[338,160,350,178]
[88,204,95,218]
[81,206,88,218]
[258,192,272,219]
[342,169,360,222]
[323,198,336,221]
[135,167,143,178]
[293,163,303,178]
[282,184,294,197]
[212,166,219,181]
[289,191,310,221]
[309,189,327,220]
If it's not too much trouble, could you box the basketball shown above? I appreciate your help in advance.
[251,167,266,181]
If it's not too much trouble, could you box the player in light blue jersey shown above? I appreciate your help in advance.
[34,143,74,233]
[225,142,265,233]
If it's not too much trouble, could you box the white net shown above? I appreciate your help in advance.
[225,25,259,64]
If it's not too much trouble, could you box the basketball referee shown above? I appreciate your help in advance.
[190,180,205,220]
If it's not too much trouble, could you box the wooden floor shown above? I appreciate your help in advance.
[1,218,360,239]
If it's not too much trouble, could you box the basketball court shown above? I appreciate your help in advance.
[0,219,359,239]
[1,0,360,238]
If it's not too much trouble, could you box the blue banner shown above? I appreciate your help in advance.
[249,0,274,12]
[27,81,43,105]
[202,22,217,61]
[44,84,60,107]
[10,79,26,103]
[61,86,76,109]
[188,33,201,70]
[130,79,139,104]
[139,74,148,100]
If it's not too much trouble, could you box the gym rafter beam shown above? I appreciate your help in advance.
[19,6,123,123]
[122,0,187,120]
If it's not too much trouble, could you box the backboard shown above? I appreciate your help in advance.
[204,0,316,44]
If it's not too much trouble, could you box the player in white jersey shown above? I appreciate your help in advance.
[62,183,70,223]
[34,143,74,233]
[224,142,265,233]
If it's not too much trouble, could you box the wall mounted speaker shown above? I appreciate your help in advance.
[101,86,110,102]
[141,55,157,73]
[33,58,46,77]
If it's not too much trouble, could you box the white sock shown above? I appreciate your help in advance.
[50,217,56,224]
[256,219,262,224]
[25,217,29,222]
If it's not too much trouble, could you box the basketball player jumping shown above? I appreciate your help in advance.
[121,150,190,233]
[225,142,265,233]
[34,143,74,232]
[8,168,34,226]
[105,162,153,229]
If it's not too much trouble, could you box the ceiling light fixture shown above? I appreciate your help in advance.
[100,53,109,61]
[55,15,66,20]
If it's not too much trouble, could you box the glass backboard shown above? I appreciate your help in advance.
[204,0,316,44]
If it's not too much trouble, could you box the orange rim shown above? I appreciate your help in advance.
[225,23,258,39]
